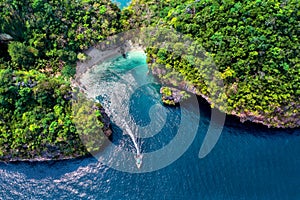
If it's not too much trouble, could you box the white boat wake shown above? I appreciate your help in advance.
[123,121,143,169]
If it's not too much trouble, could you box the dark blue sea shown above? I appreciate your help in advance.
[0,51,299,199]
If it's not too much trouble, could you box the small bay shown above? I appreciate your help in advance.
[0,51,299,199]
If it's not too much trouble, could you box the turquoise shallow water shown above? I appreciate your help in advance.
[112,0,131,9]
[0,51,299,199]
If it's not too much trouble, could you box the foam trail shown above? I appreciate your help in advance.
[123,122,140,155]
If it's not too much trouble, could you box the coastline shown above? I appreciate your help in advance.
[3,39,296,163]
[1,41,145,163]
[76,39,298,129]
[0,154,90,164]
[75,40,145,79]
[72,40,146,139]
[149,65,299,129]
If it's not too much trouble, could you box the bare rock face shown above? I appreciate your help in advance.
[104,129,112,137]
[0,33,13,41]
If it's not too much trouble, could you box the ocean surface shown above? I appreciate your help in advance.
[0,51,299,199]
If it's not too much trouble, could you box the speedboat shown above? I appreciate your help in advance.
[135,154,143,169]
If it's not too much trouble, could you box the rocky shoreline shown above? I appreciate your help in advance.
[0,85,113,163]
[77,39,298,129]
[94,104,112,137]
[0,43,139,163]
[150,65,299,128]
[3,37,297,163]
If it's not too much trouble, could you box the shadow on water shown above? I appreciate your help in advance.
[2,87,298,181]
[194,95,300,138]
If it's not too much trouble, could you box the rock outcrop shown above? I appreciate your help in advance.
[160,86,190,106]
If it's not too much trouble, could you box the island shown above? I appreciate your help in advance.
[0,0,122,161]
[0,0,299,162]
[125,0,299,128]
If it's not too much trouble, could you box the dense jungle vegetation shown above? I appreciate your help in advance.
[0,69,86,159]
[124,0,300,128]
[0,0,122,160]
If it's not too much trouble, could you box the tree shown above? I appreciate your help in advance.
[8,41,37,68]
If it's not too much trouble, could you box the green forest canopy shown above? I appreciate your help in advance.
[0,0,123,160]
[125,0,300,128]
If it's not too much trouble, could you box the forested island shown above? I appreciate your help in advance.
[0,0,299,161]
[124,0,299,128]
[0,0,123,161]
